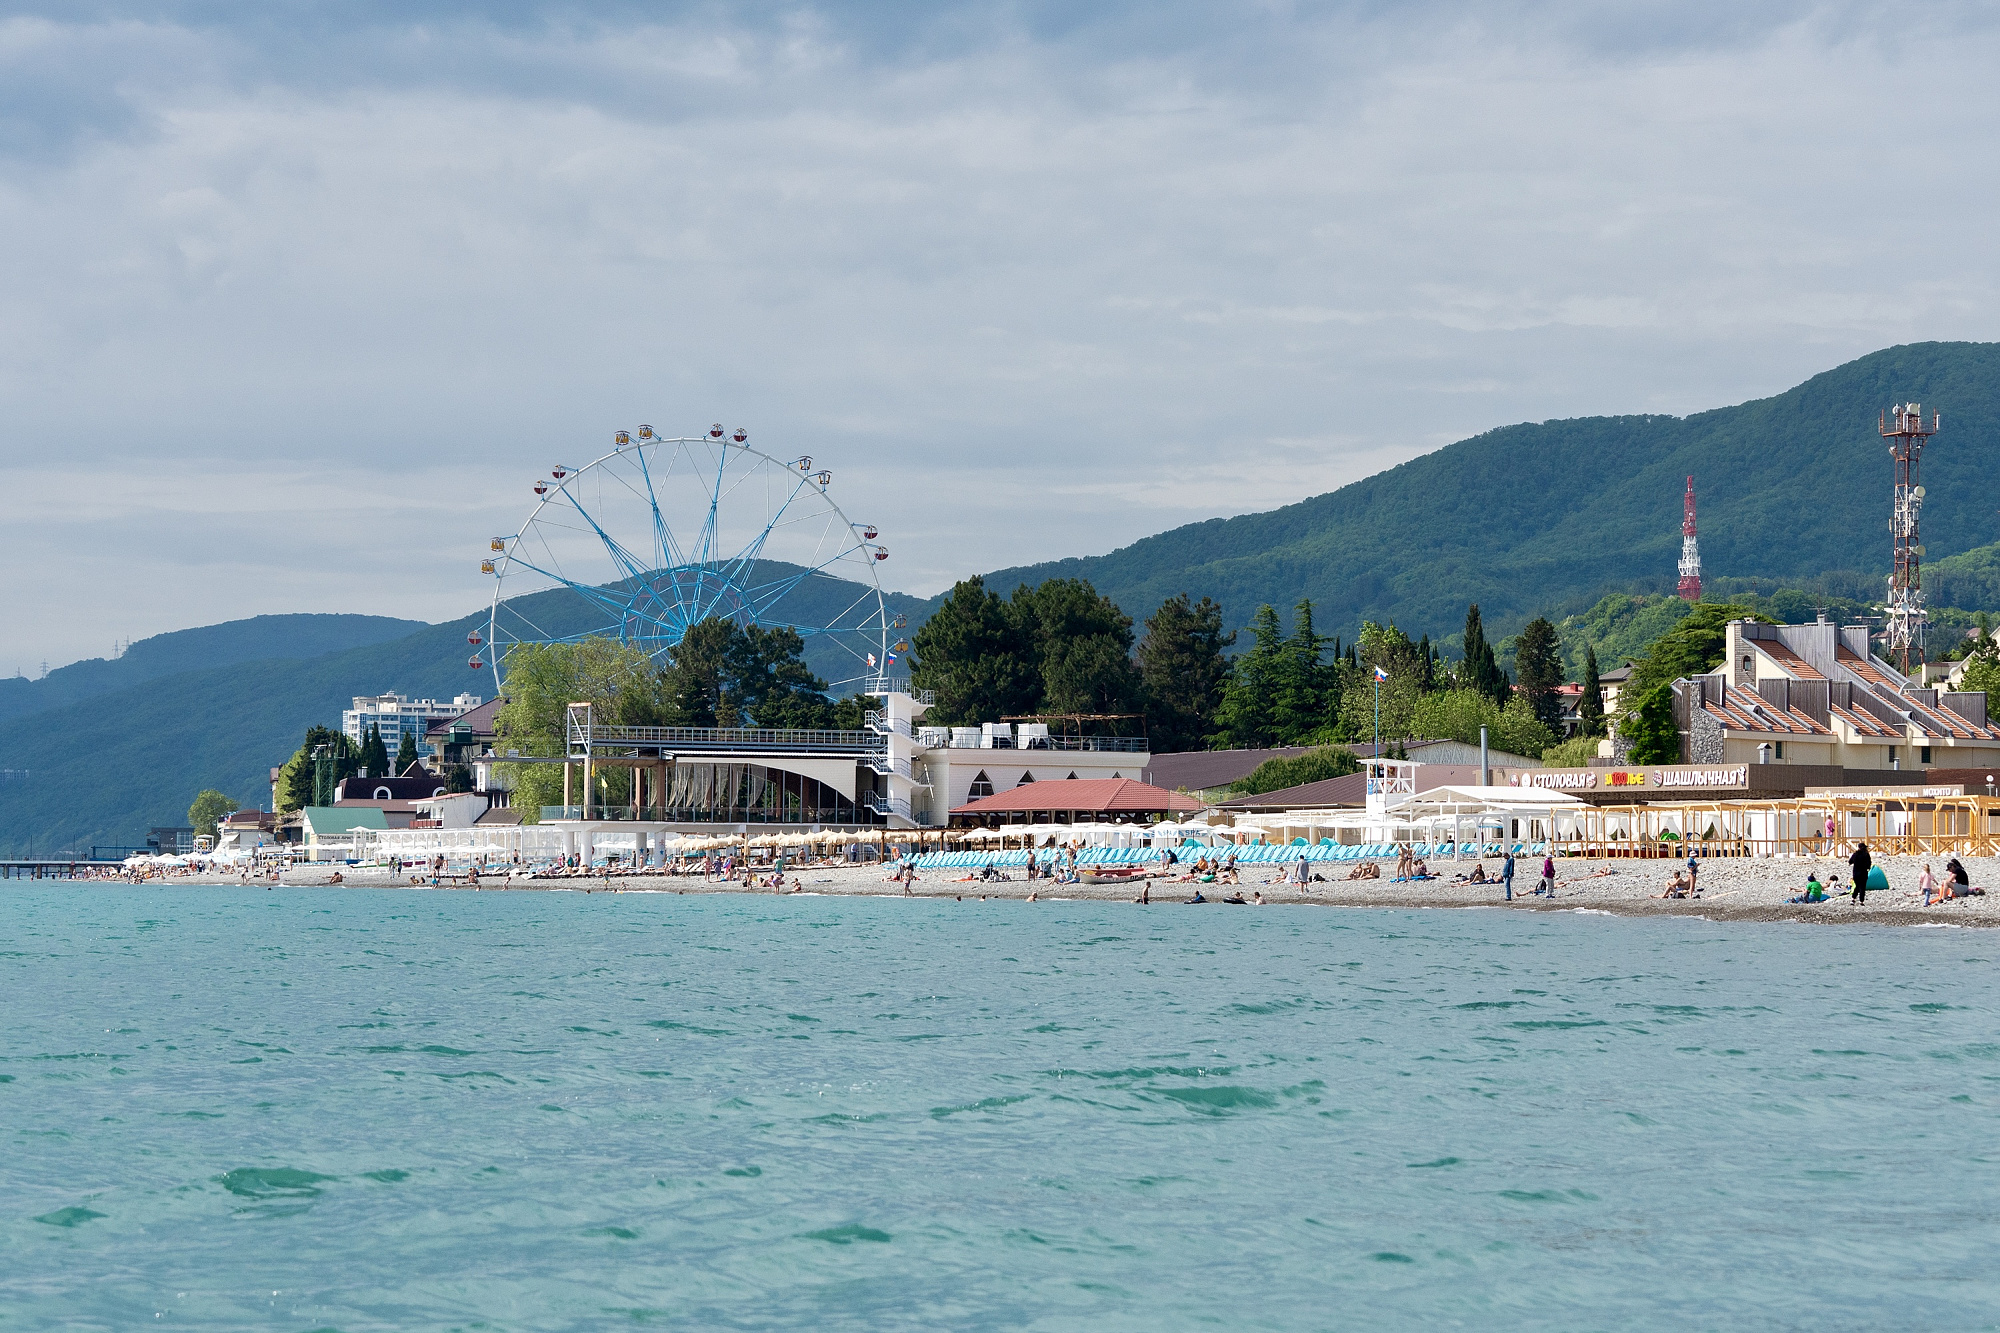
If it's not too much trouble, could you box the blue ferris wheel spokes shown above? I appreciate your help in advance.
[486,430,893,693]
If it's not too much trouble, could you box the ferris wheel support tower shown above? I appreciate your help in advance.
[1881,402,1940,676]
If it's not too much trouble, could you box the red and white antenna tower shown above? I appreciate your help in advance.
[1881,402,1940,674]
[1677,476,1702,602]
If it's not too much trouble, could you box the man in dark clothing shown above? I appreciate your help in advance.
[1849,842,1872,905]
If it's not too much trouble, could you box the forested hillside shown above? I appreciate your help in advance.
[966,342,2000,644]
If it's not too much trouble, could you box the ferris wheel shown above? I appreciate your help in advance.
[476,423,896,696]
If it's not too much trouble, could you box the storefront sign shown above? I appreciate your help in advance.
[1516,765,1752,794]
[1657,766,1748,789]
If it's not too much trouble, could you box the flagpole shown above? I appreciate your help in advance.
[1374,672,1380,757]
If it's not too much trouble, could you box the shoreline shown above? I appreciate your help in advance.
[75,853,2000,927]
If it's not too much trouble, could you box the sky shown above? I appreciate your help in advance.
[5,0,2000,673]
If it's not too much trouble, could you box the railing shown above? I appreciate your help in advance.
[860,679,934,705]
[861,792,912,820]
[864,711,914,739]
[566,723,884,755]
[864,753,916,781]
[937,735,1149,753]
[541,805,871,824]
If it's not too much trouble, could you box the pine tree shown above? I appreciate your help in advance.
[908,576,1040,725]
[1209,605,1286,748]
[1579,644,1606,737]
[1513,617,1565,731]
[397,731,421,775]
[1137,594,1234,753]
[1271,600,1332,743]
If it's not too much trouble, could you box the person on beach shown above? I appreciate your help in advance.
[1658,869,1691,899]
[1920,864,1937,905]
[1848,842,1873,905]
[1788,873,1826,905]
[1541,853,1557,899]
[1290,856,1310,892]
[1501,851,1515,901]
[1940,858,1985,900]
[1685,850,1699,896]
[1252,891,1265,905]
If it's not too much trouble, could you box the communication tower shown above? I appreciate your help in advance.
[1676,476,1702,602]
[1881,402,1940,674]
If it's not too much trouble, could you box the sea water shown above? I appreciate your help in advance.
[4,886,1999,1330]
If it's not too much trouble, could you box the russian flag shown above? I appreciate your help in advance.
[886,648,899,667]
[1373,665,1389,681]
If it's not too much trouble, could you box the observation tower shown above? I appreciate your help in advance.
[1677,476,1702,602]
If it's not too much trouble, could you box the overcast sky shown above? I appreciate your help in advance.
[5,1,1999,673]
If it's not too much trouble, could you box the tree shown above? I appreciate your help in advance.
[188,788,239,839]
[361,723,390,778]
[1579,644,1606,737]
[1959,637,2000,714]
[494,637,670,817]
[1012,578,1142,717]
[1624,684,1681,764]
[1541,733,1600,767]
[1615,602,1771,741]
[1408,687,1503,747]
[275,725,358,813]
[1513,617,1565,732]
[1271,600,1335,743]
[1228,746,1362,796]
[396,731,421,774]
[1336,622,1425,744]
[1461,603,1510,705]
[731,624,836,729]
[661,617,745,727]
[1137,593,1234,753]
[910,576,1039,725]
[1493,693,1557,759]
[1209,604,1286,748]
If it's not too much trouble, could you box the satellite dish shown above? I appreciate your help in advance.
[1914,485,1927,499]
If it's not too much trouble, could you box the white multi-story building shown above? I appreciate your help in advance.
[343,692,484,762]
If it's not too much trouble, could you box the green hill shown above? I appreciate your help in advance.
[966,341,2000,641]
[0,614,426,724]
[0,571,930,858]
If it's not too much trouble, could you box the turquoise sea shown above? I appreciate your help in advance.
[4,886,1999,1330]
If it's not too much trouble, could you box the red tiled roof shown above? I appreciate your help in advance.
[1836,646,1898,688]
[1756,642,1825,680]
[952,778,1202,815]
[1703,685,1828,736]
[1831,703,1899,739]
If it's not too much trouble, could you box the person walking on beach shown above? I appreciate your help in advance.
[1685,850,1699,897]
[1501,850,1515,901]
[1290,855,1310,892]
[1848,841,1872,905]
[1541,852,1556,899]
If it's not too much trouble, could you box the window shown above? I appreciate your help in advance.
[1740,654,1753,676]
[1018,772,1034,784]
[1773,742,1783,760]
[968,771,994,800]
[1067,772,1078,780]
[1921,745,1933,764]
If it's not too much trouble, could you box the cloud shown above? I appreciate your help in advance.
[3,1,2000,666]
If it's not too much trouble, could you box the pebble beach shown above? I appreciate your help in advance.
[237,852,2000,926]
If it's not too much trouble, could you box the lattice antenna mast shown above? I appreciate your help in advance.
[1676,475,1702,602]
[1880,402,1940,675]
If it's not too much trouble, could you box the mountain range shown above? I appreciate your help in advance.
[6,341,1999,856]
[968,341,2000,642]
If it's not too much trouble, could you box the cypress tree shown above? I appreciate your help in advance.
[1580,644,1606,737]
